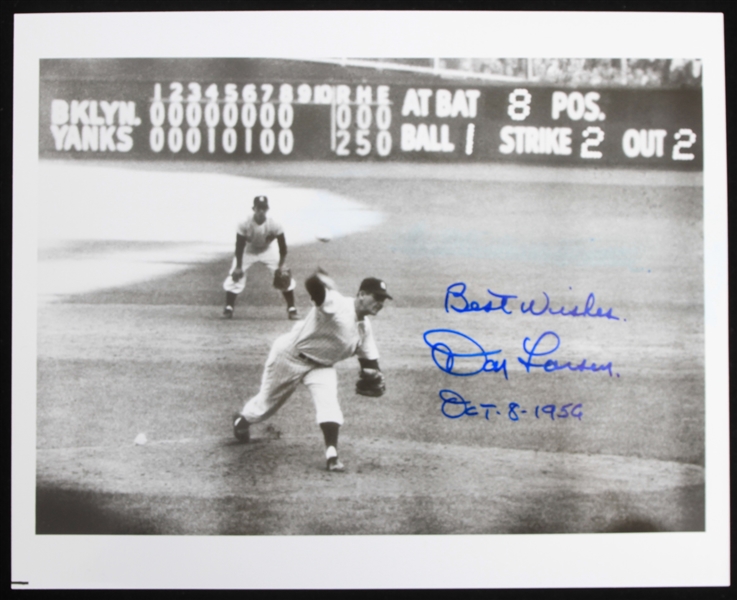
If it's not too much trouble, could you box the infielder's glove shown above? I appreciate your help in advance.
[273,267,292,291]
[231,267,244,282]
[355,368,386,397]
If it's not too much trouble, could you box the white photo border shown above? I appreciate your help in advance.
[12,10,730,589]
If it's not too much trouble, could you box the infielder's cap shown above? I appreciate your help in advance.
[253,195,269,209]
[360,277,393,300]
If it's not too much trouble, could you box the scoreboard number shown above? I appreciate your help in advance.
[581,126,604,159]
[335,131,350,156]
[149,82,396,158]
[148,82,296,156]
[507,89,532,121]
[187,82,202,102]
[672,128,697,161]
[331,102,393,157]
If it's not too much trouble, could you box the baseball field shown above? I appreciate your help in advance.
[35,158,704,535]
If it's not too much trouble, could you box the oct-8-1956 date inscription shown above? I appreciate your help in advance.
[439,389,583,422]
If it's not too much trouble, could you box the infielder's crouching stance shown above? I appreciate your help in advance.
[232,270,392,472]
[223,195,298,320]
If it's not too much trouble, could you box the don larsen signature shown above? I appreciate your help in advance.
[445,282,621,321]
[422,329,618,379]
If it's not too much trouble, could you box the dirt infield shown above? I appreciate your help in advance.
[35,160,704,534]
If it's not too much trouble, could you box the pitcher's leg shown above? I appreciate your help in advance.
[240,345,309,424]
[303,367,343,425]
[304,367,345,471]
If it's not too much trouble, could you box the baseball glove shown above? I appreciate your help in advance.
[273,267,292,291]
[355,368,386,397]
[231,267,244,282]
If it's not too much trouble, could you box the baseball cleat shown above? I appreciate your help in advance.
[223,306,234,319]
[326,456,345,472]
[287,307,299,320]
[232,413,250,443]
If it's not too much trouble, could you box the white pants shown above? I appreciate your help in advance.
[223,245,295,294]
[240,333,344,426]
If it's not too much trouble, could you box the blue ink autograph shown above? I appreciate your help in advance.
[439,389,583,421]
[445,282,517,315]
[422,329,509,379]
[445,282,620,321]
[423,329,617,379]
[520,292,620,320]
[518,331,615,377]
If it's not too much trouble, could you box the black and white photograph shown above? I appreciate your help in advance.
[12,11,730,590]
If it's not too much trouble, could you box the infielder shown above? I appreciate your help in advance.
[223,195,298,320]
[232,269,392,472]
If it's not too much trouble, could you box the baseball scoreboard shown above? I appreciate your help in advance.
[39,59,703,169]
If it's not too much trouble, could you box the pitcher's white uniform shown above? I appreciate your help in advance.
[223,215,296,294]
[240,288,379,425]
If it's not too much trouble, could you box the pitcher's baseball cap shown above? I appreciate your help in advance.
[253,195,269,209]
[359,277,393,300]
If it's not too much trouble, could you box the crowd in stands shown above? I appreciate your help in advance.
[435,58,702,88]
